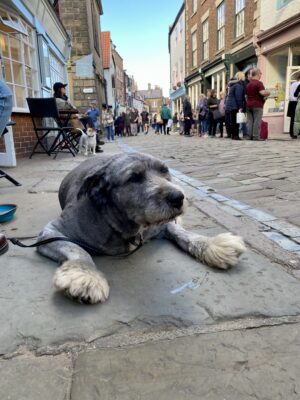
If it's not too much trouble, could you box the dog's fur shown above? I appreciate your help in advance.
[37,152,246,304]
[79,128,97,156]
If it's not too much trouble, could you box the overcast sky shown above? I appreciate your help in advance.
[101,0,183,96]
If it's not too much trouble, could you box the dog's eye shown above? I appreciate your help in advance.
[160,166,169,174]
[128,172,145,183]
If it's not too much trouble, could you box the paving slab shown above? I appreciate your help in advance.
[0,354,72,400]
[71,323,300,400]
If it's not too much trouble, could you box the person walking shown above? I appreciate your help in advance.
[102,105,114,142]
[287,71,300,139]
[183,96,193,136]
[207,90,219,137]
[225,72,246,140]
[141,107,150,134]
[160,104,171,135]
[246,68,270,141]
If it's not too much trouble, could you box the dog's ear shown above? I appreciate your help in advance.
[77,170,110,206]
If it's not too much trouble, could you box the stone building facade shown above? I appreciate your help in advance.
[112,47,125,113]
[58,0,106,113]
[136,85,164,114]
[185,0,258,110]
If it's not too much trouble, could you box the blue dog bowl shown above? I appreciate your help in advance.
[0,204,17,223]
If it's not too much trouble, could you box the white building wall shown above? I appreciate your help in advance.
[170,8,185,91]
[260,0,300,31]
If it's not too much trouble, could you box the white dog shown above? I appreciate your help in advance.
[79,128,97,156]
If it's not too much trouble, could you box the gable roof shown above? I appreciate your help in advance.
[101,31,111,69]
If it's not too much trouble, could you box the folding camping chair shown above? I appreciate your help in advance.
[26,98,80,159]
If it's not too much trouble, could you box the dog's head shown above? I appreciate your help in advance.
[77,152,186,226]
[86,127,96,137]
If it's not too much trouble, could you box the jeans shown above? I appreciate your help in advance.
[208,112,216,136]
[130,123,137,135]
[162,119,168,134]
[0,80,13,136]
[198,118,208,134]
[247,108,263,140]
[105,125,114,141]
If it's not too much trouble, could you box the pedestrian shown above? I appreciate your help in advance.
[0,80,13,137]
[225,72,246,140]
[207,90,219,137]
[287,71,300,139]
[246,68,270,141]
[167,117,173,135]
[293,83,300,137]
[130,107,138,136]
[183,95,193,136]
[197,94,208,137]
[160,104,172,135]
[172,112,179,132]
[125,110,131,136]
[217,91,226,138]
[155,113,163,134]
[85,101,100,131]
[141,107,150,134]
[115,113,125,136]
[102,105,114,142]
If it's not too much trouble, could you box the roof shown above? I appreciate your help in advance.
[101,31,111,69]
[136,88,163,100]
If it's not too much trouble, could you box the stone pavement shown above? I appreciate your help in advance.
[1,131,300,399]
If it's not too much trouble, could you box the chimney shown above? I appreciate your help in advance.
[148,83,151,90]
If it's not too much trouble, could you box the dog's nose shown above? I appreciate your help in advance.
[167,191,184,209]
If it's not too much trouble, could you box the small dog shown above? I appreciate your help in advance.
[79,128,97,156]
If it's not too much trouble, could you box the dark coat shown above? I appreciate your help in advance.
[183,99,192,118]
[225,81,246,112]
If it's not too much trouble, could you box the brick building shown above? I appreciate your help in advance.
[0,0,70,162]
[136,84,164,115]
[112,47,125,114]
[185,0,258,110]
[58,0,106,113]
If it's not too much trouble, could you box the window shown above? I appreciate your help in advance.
[203,19,209,61]
[191,31,197,68]
[235,0,245,37]
[0,12,39,110]
[192,0,197,14]
[277,0,293,9]
[217,2,225,50]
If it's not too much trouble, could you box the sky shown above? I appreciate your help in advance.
[101,0,183,96]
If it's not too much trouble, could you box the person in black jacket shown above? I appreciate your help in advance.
[225,72,246,140]
[183,95,193,136]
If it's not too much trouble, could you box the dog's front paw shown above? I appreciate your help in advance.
[189,233,246,270]
[53,261,109,304]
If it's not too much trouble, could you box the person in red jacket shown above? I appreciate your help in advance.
[245,69,270,141]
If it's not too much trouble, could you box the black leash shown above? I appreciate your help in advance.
[6,235,144,258]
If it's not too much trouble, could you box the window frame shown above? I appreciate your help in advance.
[235,0,245,38]
[202,19,209,61]
[191,30,197,69]
[192,0,197,14]
[217,1,225,51]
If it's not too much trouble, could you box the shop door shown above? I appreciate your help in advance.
[284,67,300,133]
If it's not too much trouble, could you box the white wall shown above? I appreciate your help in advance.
[169,8,185,91]
[260,0,300,31]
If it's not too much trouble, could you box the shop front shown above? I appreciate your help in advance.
[230,44,257,79]
[202,59,227,97]
[185,70,201,111]
[257,14,300,134]
[170,84,186,115]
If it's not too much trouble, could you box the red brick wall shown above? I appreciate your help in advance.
[0,113,37,159]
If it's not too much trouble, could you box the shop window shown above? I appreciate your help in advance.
[191,31,197,68]
[235,0,245,38]
[265,47,288,113]
[202,19,209,61]
[217,2,225,50]
[292,45,300,66]
[276,0,293,9]
[0,11,39,110]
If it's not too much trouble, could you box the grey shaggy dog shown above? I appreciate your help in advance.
[37,152,246,304]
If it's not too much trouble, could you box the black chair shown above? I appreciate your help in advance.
[0,121,21,186]
[26,98,80,159]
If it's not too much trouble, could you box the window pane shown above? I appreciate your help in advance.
[12,62,24,85]
[15,85,26,108]
[292,45,300,66]
[25,66,32,87]
[24,43,30,65]
[10,37,22,61]
[3,58,12,82]
[0,33,9,57]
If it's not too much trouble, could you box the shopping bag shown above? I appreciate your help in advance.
[236,112,247,124]
[260,120,268,140]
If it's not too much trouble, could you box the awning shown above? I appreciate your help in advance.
[170,85,186,101]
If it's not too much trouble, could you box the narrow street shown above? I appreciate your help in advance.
[1,132,300,399]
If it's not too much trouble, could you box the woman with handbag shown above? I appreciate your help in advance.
[197,94,208,137]
[225,72,246,140]
[207,90,219,137]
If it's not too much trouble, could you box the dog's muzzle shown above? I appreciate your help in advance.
[166,191,184,209]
